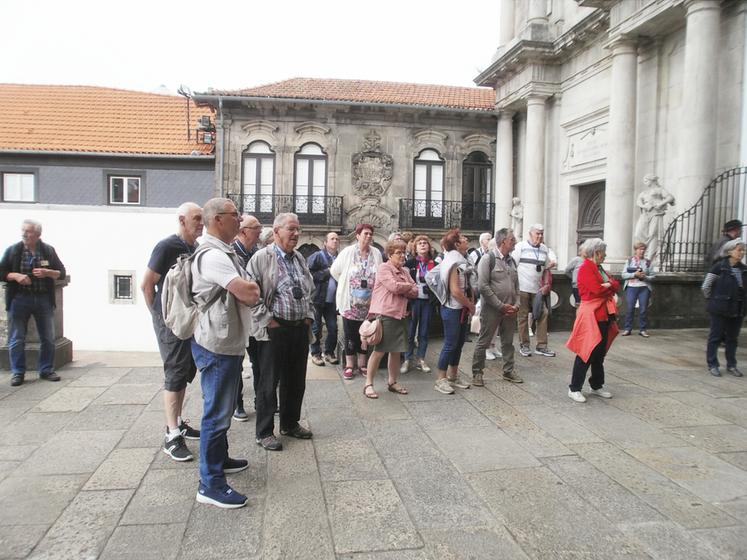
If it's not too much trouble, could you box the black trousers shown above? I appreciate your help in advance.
[237,337,261,411]
[255,324,309,439]
[570,320,609,392]
[707,312,743,369]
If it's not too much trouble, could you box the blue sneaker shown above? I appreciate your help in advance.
[196,483,247,509]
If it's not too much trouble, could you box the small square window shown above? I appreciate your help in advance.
[2,172,35,202]
[109,176,141,205]
[109,270,137,304]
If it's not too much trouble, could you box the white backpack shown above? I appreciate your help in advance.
[424,264,451,305]
[161,246,223,340]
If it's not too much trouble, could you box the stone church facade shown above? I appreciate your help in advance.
[477,0,746,270]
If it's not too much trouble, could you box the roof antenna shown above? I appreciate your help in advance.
[177,85,193,141]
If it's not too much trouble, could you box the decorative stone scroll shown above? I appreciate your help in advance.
[351,130,394,200]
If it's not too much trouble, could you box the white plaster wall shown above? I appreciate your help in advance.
[1,203,179,352]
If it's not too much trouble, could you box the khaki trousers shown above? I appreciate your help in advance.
[472,304,516,375]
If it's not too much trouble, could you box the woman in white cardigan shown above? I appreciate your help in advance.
[330,223,383,380]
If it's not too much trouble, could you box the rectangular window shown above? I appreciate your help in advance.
[114,275,133,299]
[2,172,35,202]
[109,270,136,304]
[109,176,141,205]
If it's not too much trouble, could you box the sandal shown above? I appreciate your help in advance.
[358,366,368,375]
[388,382,408,395]
[363,384,378,399]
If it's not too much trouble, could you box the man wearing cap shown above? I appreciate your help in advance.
[512,223,557,358]
[707,220,743,265]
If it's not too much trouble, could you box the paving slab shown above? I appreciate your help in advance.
[516,403,610,445]
[324,479,422,554]
[66,368,131,388]
[117,411,167,449]
[64,404,146,432]
[618,521,724,560]
[94,383,162,406]
[610,395,730,428]
[33,386,107,412]
[29,489,133,559]
[314,437,388,482]
[84,448,157,490]
[405,399,492,430]
[303,378,352,409]
[119,469,196,526]
[666,424,747,453]
[0,446,37,462]
[667,392,747,428]
[0,525,48,559]
[0,412,76,446]
[1,379,74,403]
[305,407,367,441]
[717,451,747,470]
[692,525,747,560]
[19,430,122,475]
[99,523,185,560]
[365,419,441,459]
[0,401,35,424]
[0,474,87,526]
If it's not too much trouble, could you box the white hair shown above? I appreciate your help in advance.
[258,226,274,247]
[273,213,298,229]
[583,237,606,257]
[529,223,544,233]
[479,232,492,244]
[22,219,42,234]
[202,198,233,226]
[722,238,745,257]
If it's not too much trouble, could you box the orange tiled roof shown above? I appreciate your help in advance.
[213,78,495,112]
[0,84,215,156]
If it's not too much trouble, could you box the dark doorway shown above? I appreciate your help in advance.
[576,182,605,247]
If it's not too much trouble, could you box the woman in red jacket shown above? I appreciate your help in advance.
[565,238,620,403]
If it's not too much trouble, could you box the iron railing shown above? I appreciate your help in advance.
[227,193,344,228]
[399,199,495,232]
[660,167,747,272]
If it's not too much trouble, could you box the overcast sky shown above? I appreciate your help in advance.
[3,0,500,95]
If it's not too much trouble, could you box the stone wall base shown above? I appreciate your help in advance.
[0,337,73,371]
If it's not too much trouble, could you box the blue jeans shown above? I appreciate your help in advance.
[8,293,56,375]
[437,306,469,371]
[310,302,338,356]
[191,341,242,489]
[406,298,432,360]
[624,286,650,332]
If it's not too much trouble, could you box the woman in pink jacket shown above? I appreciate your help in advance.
[363,239,419,399]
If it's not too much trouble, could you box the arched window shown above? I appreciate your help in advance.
[462,151,492,221]
[294,143,327,219]
[413,149,444,219]
[242,141,275,213]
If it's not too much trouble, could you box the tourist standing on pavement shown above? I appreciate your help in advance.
[363,239,418,399]
[401,235,436,374]
[512,223,557,358]
[702,238,747,378]
[471,228,521,387]
[142,203,203,461]
[191,198,260,508]
[1,219,66,387]
[231,214,261,421]
[247,213,315,452]
[331,224,382,380]
[434,229,476,394]
[621,242,655,338]
[566,238,619,403]
[308,232,340,366]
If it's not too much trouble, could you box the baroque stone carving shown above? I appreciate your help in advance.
[634,174,675,262]
[510,197,524,240]
[351,130,394,200]
[347,200,397,233]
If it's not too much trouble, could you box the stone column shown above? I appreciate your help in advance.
[528,0,548,25]
[680,0,721,206]
[523,96,547,238]
[495,111,515,231]
[604,37,638,266]
[499,0,515,45]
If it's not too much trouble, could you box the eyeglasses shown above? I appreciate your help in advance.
[282,226,302,233]
[217,211,240,218]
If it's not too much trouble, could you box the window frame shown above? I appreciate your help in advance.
[107,174,142,206]
[108,270,137,304]
[413,149,445,220]
[293,142,327,220]
[241,141,276,216]
[1,169,38,203]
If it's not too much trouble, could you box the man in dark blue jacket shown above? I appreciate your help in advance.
[307,232,339,366]
[0,219,66,386]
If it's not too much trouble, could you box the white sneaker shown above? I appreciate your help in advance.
[447,374,471,389]
[400,359,410,375]
[589,388,612,399]
[485,349,497,361]
[434,378,455,394]
[417,358,432,373]
[568,389,587,403]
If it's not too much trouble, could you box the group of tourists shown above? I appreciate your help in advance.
[3,205,746,511]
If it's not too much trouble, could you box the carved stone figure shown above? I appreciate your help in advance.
[510,197,524,239]
[351,130,394,200]
[633,174,675,262]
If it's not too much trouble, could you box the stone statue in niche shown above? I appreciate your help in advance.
[633,174,675,262]
[351,130,394,200]
[510,197,524,239]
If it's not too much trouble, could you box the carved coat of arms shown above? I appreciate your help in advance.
[351,130,393,200]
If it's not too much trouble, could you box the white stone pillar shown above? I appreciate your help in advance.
[680,0,721,206]
[499,0,515,46]
[528,0,548,25]
[604,37,638,266]
[524,96,547,238]
[495,111,514,230]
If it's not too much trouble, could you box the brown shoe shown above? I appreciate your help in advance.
[502,372,523,384]
[311,355,325,366]
[472,372,485,387]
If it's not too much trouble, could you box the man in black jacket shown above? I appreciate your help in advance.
[307,232,339,366]
[0,219,66,386]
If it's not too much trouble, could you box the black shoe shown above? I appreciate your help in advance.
[10,375,24,387]
[179,420,200,440]
[256,435,283,451]
[39,372,60,382]
[727,367,744,377]
[232,408,249,422]
[280,424,313,439]
[223,457,249,474]
[163,434,193,462]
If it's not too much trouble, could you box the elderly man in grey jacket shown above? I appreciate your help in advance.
[471,228,521,386]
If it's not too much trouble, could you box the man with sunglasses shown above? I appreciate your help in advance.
[246,213,315,452]
[512,223,557,358]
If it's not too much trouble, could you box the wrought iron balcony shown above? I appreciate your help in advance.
[399,199,495,232]
[227,193,344,228]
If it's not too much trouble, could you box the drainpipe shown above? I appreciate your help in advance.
[218,96,225,198]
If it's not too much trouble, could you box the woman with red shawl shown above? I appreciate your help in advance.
[566,238,619,403]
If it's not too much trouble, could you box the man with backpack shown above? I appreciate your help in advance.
[472,228,521,386]
[190,198,260,509]
[141,202,204,462]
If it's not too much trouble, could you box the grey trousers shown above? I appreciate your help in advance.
[472,305,516,376]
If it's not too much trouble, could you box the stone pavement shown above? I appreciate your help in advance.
[1,328,746,559]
